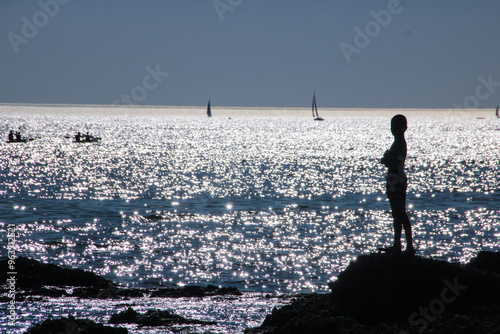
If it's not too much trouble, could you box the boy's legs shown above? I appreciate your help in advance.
[389,194,413,251]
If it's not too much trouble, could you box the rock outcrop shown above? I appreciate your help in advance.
[0,257,241,300]
[151,284,242,298]
[109,307,216,326]
[0,257,110,289]
[251,252,500,334]
[25,316,127,334]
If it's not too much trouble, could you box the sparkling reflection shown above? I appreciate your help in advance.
[0,113,499,332]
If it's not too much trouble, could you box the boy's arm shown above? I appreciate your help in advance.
[381,140,405,167]
[381,149,396,166]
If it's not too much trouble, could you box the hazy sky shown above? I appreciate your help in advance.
[1,1,500,108]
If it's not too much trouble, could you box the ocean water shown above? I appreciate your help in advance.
[1,107,499,333]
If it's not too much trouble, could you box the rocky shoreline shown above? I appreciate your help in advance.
[2,252,499,333]
[0,256,243,333]
[248,251,500,334]
[0,256,242,301]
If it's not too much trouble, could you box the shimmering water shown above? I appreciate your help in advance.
[1,108,499,333]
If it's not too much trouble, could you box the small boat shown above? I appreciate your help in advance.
[7,137,34,143]
[496,105,499,118]
[312,92,324,121]
[6,131,34,143]
[74,132,101,143]
[207,100,212,117]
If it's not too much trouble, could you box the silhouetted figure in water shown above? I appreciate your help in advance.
[381,114,415,256]
[85,132,91,142]
[75,132,82,142]
[8,130,14,142]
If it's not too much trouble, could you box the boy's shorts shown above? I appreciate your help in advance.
[386,172,407,198]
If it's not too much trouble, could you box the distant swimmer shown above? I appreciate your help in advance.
[380,115,415,256]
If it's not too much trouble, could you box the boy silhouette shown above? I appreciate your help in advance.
[381,114,415,256]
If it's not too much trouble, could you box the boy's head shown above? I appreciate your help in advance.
[391,114,407,136]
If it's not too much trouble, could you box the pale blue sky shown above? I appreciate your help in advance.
[1,1,499,108]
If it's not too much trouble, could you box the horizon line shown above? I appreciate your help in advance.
[0,102,494,112]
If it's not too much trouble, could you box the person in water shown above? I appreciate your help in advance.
[8,130,14,142]
[381,114,415,255]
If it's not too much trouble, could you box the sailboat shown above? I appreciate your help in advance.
[496,105,499,118]
[207,100,212,117]
[312,92,324,121]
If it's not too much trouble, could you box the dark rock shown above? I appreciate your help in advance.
[0,257,147,299]
[151,284,242,298]
[25,316,127,334]
[468,251,500,274]
[1,286,70,300]
[327,253,500,324]
[72,286,116,299]
[0,257,110,289]
[109,307,139,324]
[144,214,164,220]
[26,287,69,298]
[254,253,500,334]
[115,288,146,298]
[258,294,344,334]
[109,307,216,326]
[71,285,145,299]
[0,257,239,301]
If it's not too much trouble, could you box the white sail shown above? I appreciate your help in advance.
[312,91,323,121]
